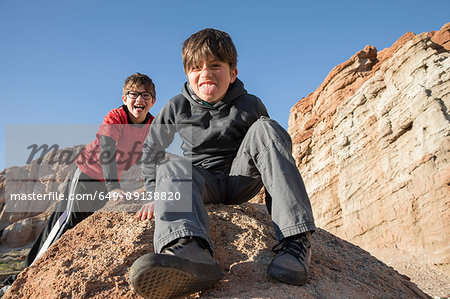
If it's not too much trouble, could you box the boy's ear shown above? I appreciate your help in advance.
[230,67,238,83]
[122,95,127,105]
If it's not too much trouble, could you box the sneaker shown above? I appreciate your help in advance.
[0,285,11,298]
[129,237,223,299]
[267,232,312,286]
[0,273,18,298]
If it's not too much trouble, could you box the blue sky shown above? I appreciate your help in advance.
[1,0,448,170]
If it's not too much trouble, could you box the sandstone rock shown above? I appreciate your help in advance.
[0,144,143,231]
[288,23,450,268]
[0,213,49,248]
[0,147,77,231]
[4,202,427,298]
[0,218,33,248]
[429,23,450,50]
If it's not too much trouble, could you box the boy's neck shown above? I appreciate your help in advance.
[201,100,214,107]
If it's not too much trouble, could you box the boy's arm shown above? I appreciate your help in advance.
[138,107,176,221]
[99,135,127,199]
[141,103,177,193]
[99,135,120,191]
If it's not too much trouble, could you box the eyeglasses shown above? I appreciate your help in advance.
[126,91,153,100]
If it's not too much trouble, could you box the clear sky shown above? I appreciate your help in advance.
[1,0,448,170]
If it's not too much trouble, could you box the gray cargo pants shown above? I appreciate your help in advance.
[153,117,316,253]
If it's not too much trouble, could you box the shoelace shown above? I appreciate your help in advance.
[272,234,311,259]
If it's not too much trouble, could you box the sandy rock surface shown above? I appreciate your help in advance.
[4,202,428,298]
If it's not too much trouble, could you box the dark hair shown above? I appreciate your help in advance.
[182,28,237,73]
[123,73,156,100]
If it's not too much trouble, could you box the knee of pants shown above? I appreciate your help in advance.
[156,158,193,183]
[247,117,292,149]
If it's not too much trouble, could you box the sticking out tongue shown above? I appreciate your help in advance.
[134,105,144,112]
[199,83,216,95]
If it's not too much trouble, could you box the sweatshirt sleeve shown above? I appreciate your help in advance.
[141,101,177,193]
[257,97,270,118]
[99,135,121,192]
[96,109,125,142]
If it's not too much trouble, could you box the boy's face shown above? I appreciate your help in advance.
[186,58,238,103]
[122,84,154,124]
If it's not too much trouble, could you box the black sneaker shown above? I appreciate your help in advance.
[267,232,312,285]
[129,237,223,299]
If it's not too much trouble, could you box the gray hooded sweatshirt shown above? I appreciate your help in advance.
[141,78,269,192]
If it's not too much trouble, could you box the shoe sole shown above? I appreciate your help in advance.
[267,263,308,286]
[130,253,223,299]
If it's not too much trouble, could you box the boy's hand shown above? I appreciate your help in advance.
[137,202,154,220]
[109,188,127,201]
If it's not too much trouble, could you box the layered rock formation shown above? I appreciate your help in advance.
[0,146,84,232]
[288,23,450,266]
[0,214,47,248]
[0,146,143,247]
[4,202,427,298]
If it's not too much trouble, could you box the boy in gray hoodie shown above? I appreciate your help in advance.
[130,28,316,298]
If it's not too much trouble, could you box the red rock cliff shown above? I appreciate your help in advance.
[288,23,450,267]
